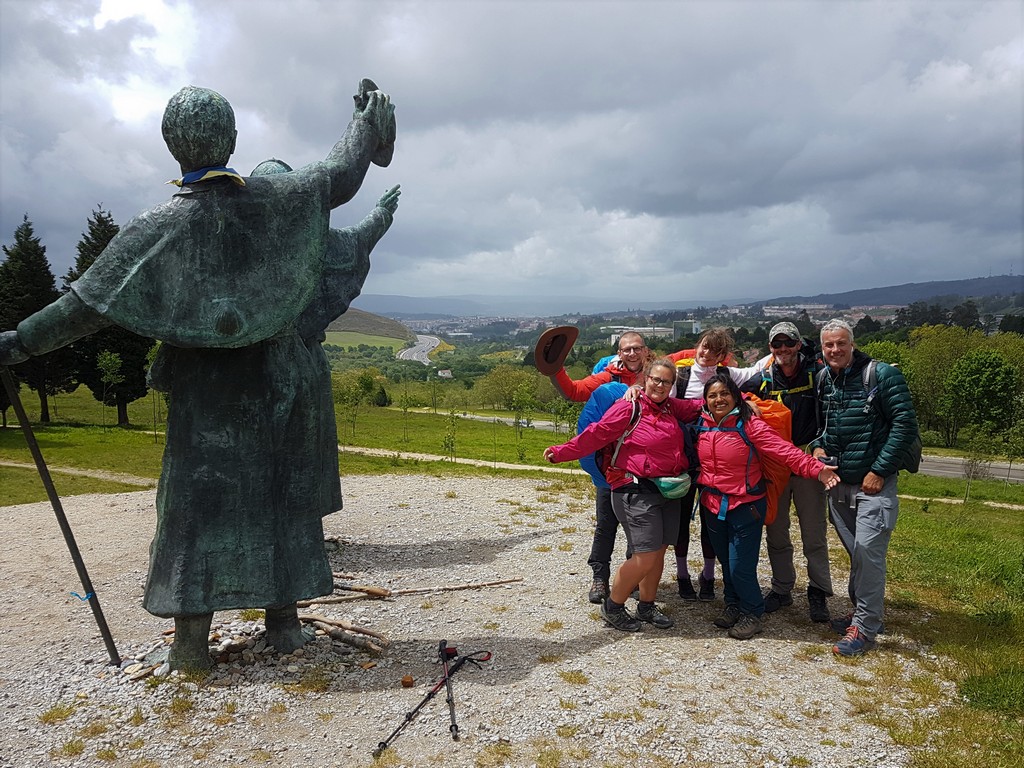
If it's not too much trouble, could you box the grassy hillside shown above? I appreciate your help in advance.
[326,307,415,342]
[322,332,407,352]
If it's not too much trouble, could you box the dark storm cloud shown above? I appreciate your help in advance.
[1,0,1020,305]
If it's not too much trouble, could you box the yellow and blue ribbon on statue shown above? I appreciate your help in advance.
[167,166,246,187]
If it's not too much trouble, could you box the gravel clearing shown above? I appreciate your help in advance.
[0,473,948,767]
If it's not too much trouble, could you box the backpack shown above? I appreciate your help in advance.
[576,383,639,489]
[815,361,922,473]
[592,354,617,374]
[696,396,793,525]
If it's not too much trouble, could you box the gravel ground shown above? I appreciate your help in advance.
[0,473,950,767]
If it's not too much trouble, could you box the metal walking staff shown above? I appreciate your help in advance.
[439,639,460,740]
[1,366,120,666]
[373,641,492,757]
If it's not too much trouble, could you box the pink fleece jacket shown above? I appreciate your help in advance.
[696,410,824,512]
[548,393,702,489]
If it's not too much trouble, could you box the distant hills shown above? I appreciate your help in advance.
[764,275,1023,307]
[326,307,415,341]
[351,275,1022,318]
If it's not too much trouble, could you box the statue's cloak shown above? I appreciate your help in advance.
[73,170,330,348]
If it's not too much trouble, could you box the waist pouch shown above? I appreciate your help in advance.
[651,474,692,499]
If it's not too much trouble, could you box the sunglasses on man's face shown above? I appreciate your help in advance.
[770,338,799,349]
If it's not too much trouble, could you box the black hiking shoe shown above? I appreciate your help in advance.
[677,577,697,601]
[713,604,741,629]
[763,589,793,613]
[636,601,674,629]
[807,586,830,623]
[600,601,642,632]
[697,574,715,601]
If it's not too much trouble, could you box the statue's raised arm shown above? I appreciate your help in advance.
[322,78,397,209]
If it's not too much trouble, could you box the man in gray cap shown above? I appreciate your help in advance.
[741,321,832,622]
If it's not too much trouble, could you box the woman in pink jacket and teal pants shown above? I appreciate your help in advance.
[544,358,702,632]
[697,372,839,640]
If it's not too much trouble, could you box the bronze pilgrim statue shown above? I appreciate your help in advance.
[0,80,399,670]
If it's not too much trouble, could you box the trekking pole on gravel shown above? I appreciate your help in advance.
[1,366,120,666]
[372,642,492,757]
[439,639,460,740]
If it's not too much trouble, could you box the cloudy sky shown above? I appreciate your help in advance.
[1,0,1021,312]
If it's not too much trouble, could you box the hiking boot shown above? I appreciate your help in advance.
[833,625,876,657]
[677,576,697,601]
[636,601,674,629]
[600,601,642,632]
[713,604,741,629]
[829,612,853,635]
[728,613,764,640]
[763,589,793,613]
[697,574,715,602]
[588,579,609,605]
[829,612,885,635]
[807,586,830,623]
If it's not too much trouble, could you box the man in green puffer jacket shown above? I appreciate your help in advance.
[810,319,920,657]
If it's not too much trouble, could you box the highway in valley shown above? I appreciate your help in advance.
[397,334,440,364]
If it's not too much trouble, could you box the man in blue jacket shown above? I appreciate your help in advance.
[811,319,920,656]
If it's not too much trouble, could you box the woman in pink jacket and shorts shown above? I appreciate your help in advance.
[544,358,701,632]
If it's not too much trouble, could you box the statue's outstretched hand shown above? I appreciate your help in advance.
[0,331,29,366]
[378,185,401,215]
[358,90,396,145]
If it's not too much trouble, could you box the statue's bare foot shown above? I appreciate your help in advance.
[169,613,213,672]
[265,604,308,653]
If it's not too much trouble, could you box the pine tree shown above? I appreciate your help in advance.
[64,206,120,287]
[65,207,154,426]
[0,215,76,421]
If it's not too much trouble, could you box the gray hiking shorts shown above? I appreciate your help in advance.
[610,486,681,553]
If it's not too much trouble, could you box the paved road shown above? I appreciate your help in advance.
[397,334,440,365]
[918,453,1023,484]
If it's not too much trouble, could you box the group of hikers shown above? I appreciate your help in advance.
[539,319,920,657]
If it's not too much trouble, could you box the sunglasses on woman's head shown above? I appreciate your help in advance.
[770,338,799,349]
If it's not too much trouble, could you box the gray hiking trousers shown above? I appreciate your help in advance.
[827,474,899,639]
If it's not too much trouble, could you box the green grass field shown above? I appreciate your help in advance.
[322,331,407,350]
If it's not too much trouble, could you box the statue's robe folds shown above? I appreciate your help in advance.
[70,168,386,617]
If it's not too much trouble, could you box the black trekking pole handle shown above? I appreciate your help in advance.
[1,366,121,666]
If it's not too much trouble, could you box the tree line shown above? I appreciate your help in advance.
[1,211,153,426]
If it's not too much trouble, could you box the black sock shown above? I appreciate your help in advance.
[638,600,655,610]
[605,597,625,612]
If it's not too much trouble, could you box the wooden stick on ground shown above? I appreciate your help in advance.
[309,620,384,654]
[298,613,390,644]
[332,571,357,580]
[333,582,392,597]
[296,595,365,607]
[390,577,523,596]
[299,577,524,606]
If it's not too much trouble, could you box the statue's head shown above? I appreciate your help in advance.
[250,158,293,176]
[162,86,237,173]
